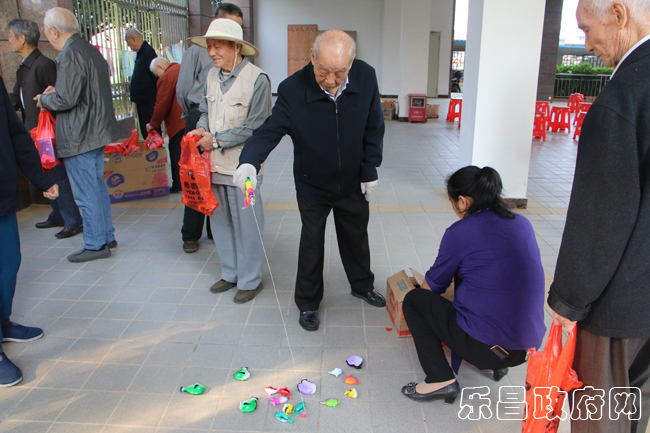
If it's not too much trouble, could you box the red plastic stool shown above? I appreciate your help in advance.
[573,112,586,140]
[446,99,462,123]
[573,102,592,125]
[568,93,584,114]
[549,106,571,133]
[533,112,547,141]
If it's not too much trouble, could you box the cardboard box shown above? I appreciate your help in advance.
[104,146,169,203]
[426,104,440,118]
[381,102,393,120]
[386,268,454,337]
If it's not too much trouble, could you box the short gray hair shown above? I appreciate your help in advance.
[125,28,143,40]
[8,19,40,46]
[44,7,80,34]
[583,0,650,16]
[149,57,169,72]
[313,30,356,62]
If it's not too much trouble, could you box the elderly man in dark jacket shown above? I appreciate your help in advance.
[549,1,650,432]
[37,7,118,263]
[125,28,157,139]
[7,18,82,239]
[236,30,385,331]
[0,76,58,386]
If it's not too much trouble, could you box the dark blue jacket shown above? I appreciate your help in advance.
[130,40,158,104]
[0,77,53,218]
[240,59,384,200]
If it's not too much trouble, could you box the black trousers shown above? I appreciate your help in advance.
[136,101,155,139]
[403,288,527,383]
[181,107,211,241]
[295,191,374,312]
[168,130,183,191]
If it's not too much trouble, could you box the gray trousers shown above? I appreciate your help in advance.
[210,183,264,291]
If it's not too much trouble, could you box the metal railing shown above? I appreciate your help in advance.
[554,73,610,98]
[73,0,189,118]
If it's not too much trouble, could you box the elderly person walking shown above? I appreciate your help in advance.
[146,57,186,192]
[187,18,272,304]
[236,30,385,331]
[125,28,157,139]
[36,7,118,263]
[548,1,650,432]
[7,18,82,239]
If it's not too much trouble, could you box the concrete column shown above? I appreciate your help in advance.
[396,0,431,116]
[537,0,564,101]
[458,0,545,204]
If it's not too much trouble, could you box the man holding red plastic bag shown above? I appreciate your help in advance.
[547,1,650,432]
[186,19,272,304]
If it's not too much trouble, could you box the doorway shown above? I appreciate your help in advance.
[427,31,441,97]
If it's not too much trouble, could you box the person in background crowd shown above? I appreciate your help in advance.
[176,2,242,254]
[36,7,118,263]
[147,57,186,193]
[0,76,59,387]
[236,30,385,330]
[125,28,157,139]
[548,1,650,432]
[188,18,271,304]
[401,166,545,403]
[7,18,82,239]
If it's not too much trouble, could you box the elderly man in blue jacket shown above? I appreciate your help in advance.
[235,30,385,331]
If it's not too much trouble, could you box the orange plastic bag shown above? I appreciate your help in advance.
[522,324,582,433]
[144,129,164,149]
[179,135,218,216]
[30,110,61,170]
[123,129,141,153]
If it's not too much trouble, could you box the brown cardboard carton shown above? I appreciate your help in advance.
[386,268,454,337]
[104,147,169,203]
[426,104,440,118]
[381,102,393,120]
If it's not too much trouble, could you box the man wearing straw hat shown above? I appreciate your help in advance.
[187,19,271,304]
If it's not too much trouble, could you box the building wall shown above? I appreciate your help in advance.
[430,0,454,96]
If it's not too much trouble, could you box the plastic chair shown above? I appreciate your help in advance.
[573,111,586,140]
[568,93,585,114]
[533,112,547,141]
[536,101,551,129]
[573,102,592,125]
[549,106,571,133]
[446,99,462,123]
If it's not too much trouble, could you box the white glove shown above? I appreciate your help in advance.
[233,163,257,193]
[360,180,378,201]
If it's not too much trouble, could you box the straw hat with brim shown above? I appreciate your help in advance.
[188,18,259,57]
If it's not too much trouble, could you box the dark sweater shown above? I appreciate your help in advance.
[548,39,650,338]
[0,77,53,218]
[426,210,546,351]
[240,59,384,200]
[130,41,158,104]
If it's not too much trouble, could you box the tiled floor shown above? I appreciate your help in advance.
[1,109,580,433]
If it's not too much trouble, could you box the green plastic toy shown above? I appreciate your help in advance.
[240,397,258,413]
[233,367,251,381]
[320,398,340,407]
[180,383,205,395]
[275,412,294,423]
[294,401,306,415]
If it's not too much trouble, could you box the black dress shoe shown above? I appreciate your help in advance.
[107,240,118,249]
[35,221,63,229]
[493,368,508,382]
[351,290,386,307]
[55,225,83,239]
[299,311,319,331]
[402,381,460,403]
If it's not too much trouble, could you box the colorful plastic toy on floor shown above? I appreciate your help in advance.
[269,396,288,406]
[344,388,358,399]
[283,403,294,415]
[180,383,205,395]
[294,401,306,418]
[277,387,291,397]
[265,386,278,396]
[328,368,343,377]
[346,355,363,368]
[240,397,258,413]
[320,398,340,407]
[344,375,360,385]
[275,412,294,423]
[297,379,317,395]
[244,178,255,208]
[233,367,250,381]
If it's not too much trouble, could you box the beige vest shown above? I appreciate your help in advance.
[206,61,265,175]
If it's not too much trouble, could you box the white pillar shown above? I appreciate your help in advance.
[458,0,546,200]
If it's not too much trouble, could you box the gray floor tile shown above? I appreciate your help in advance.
[63,301,109,318]
[0,421,52,432]
[17,337,76,360]
[82,363,140,391]
[128,365,185,394]
[144,342,196,366]
[56,390,123,423]
[82,319,131,339]
[60,338,113,362]
[6,388,76,421]
[35,360,98,389]
[108,393,171,427]
[157,395,218,429]
[48,423,105,433]
[102,340,155,364]
[99,302,143,320]
[188,344,237,369]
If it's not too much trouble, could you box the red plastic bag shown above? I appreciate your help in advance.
[179,135,218,215]
[522,324,582,433]
[144,129,164,149]
[30,110,61,170]
[123,129,141,153]
[103,143,127,155]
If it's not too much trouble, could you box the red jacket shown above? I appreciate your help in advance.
[149,62,186,138]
